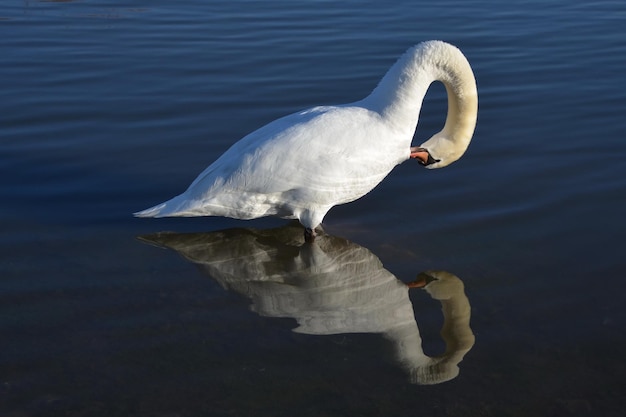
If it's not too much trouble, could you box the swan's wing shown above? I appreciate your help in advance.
[187,105,408,205]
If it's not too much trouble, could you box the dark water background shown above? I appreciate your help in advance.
[2,0,625,415]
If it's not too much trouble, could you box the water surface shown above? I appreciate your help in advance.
[1,0,625,416]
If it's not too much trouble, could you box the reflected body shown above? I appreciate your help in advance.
[141,224,475,385]
[135,41,478,237]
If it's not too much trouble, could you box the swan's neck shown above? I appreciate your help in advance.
[365,41,478,168]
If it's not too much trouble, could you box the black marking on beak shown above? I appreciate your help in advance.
[422,151,440,166]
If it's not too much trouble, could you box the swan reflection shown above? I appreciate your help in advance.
[140,223,474,385]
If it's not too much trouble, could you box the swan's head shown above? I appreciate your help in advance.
[409,125,474,169]
[417,127,474,169]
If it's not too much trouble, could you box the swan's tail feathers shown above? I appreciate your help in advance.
[133,195,195,218]
[133,202,169,218]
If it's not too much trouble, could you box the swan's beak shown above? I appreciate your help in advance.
[406,272,439,289]
[410,147,440,167]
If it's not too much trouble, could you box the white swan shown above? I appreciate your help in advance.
[135,41,478,239]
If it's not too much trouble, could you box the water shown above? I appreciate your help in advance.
[2,0,625,415]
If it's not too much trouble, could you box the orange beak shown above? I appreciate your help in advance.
[410,147,440,166]
[406,272,438,289]
[407,277,428,289]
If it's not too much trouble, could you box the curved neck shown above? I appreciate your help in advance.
[363,41,478,165]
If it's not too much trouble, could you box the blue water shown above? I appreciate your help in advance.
[2,0,625,415]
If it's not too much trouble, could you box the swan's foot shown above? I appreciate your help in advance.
[304,227,317,243]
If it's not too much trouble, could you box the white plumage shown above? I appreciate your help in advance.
[135,41,478,236]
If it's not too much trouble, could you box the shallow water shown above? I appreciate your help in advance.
[2,0,625,416]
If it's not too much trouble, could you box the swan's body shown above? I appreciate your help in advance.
[135,41,478,235]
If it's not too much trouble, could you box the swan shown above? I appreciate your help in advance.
[135,40,478,239]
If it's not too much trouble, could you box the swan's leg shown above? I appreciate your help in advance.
[300,209,326,243]
[304,227,316,243]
